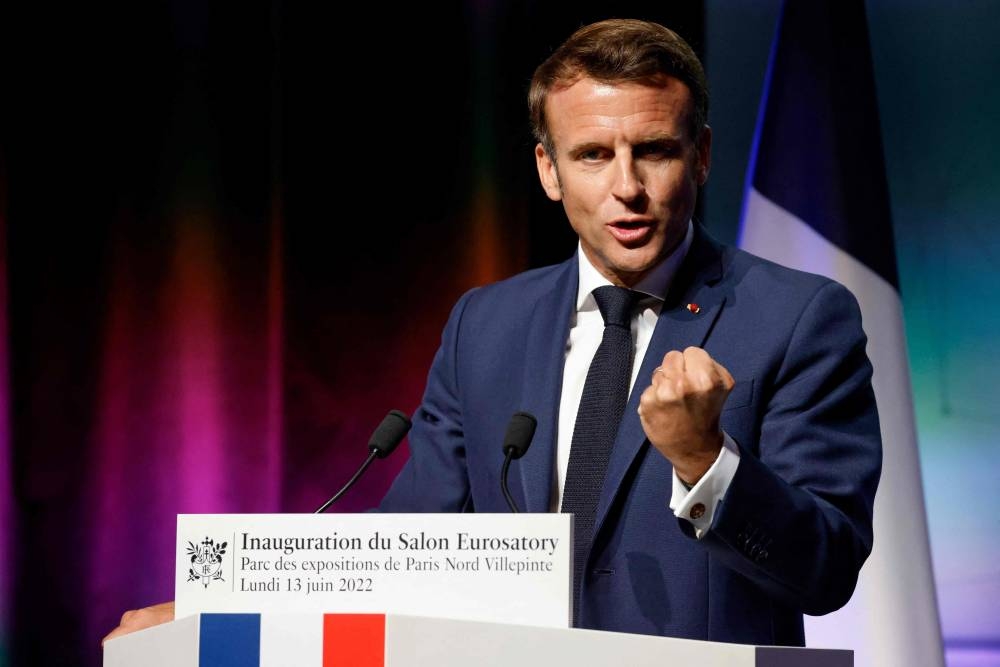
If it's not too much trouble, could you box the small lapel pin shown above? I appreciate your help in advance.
[687,303,701,314]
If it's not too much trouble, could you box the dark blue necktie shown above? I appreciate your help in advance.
[561,285,639,622]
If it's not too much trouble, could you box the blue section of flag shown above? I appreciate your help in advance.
[200,614,261,667]
[743,0,899,289]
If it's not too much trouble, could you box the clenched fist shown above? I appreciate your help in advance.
[638,347,734,485]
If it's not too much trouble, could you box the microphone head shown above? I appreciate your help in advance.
[369,410,412,458]
[503,411,537,460]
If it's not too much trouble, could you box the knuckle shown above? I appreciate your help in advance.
[660,381,681,402]
[638,389,653,409]
[683,346,706,360]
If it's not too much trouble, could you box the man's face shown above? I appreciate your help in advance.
[535,76,711,287]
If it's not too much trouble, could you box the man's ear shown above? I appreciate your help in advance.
[696,125,712,186]
[535,143,563,201]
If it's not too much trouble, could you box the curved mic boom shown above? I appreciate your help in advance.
[315,410,412,513]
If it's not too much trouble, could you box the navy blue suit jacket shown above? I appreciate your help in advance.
[380,227,882,646]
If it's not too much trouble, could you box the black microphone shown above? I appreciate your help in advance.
[500,412,537,513]
[315,410,412,513]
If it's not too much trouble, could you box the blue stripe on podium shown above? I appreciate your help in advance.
[200,614,261,667]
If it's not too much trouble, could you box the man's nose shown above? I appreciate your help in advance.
[612,157,645,202]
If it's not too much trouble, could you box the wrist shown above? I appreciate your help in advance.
[672,434,723,485]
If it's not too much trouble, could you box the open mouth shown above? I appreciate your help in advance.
[608,220,654,245]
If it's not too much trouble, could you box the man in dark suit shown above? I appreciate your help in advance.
[104,18,880,646]
[379,18,881,646]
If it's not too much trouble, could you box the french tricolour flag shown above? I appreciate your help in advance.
[737,2,944,666]
[126,614,386,666]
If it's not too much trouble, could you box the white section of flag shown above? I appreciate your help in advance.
[740,186,944,667]
[260,614,323,666]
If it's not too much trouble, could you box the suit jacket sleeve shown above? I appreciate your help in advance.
[378,289,477,513]
[698,280,882,615]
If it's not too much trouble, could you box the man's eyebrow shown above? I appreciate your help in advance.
[566,141,607,156]
[566,133,685,155]
[634,132,683,145]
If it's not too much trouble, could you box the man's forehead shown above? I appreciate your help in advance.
[547,73,690,100]
[545,76,693,145]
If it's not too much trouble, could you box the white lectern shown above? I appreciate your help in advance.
[103,612,852,666]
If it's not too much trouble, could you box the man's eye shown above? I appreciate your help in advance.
[635,144,679,160]
[636,144,679,160]
[579,149,604,161]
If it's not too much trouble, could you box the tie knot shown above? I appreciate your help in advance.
[592,285,638,328]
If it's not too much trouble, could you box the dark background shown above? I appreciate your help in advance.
[3,1,999,666]
[0,3,702,665]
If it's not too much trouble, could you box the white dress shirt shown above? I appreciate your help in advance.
[552,221,740,538]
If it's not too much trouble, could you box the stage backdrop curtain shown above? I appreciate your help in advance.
[0,3,703,665]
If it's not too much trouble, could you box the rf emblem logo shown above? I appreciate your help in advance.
[187,537,227,588]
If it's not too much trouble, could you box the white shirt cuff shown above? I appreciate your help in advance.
[669,433,741,539]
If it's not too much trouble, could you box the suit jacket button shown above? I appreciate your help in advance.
[690,503,706,520]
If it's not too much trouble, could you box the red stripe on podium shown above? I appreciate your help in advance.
[322,614,385,667]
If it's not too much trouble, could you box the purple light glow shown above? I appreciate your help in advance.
[82,213,290,645]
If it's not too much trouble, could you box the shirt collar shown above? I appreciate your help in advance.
[576,220,695,312]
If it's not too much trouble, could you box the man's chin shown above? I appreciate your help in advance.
[583,243,665,286]
[605,257,662,288]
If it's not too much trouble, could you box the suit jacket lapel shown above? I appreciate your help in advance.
[517,257,578,513]
[594,227,728,536]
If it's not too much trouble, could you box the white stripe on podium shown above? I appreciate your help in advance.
[260,613,322,666]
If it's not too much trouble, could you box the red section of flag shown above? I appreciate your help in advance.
[323,614,385,667]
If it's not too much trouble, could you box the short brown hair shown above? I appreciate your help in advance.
[529,19,709,157]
